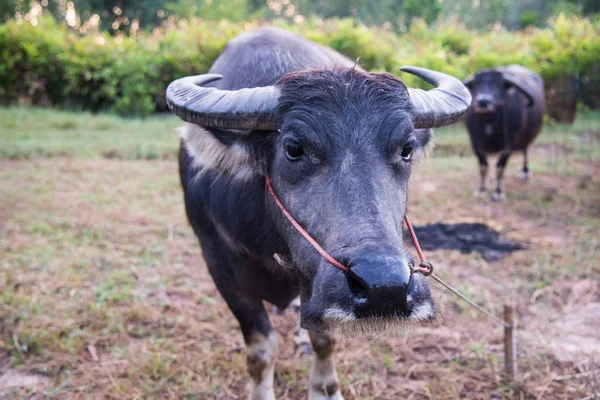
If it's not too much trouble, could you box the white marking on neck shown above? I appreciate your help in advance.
[179,123,255,180]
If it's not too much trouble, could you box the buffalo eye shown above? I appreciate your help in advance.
[285,140,304,161]
[400,143,414,161]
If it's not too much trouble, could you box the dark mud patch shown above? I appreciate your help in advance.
[406,223,525,262]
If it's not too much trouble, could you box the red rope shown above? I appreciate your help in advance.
[404,214,433,276]
[404,214,425,262]
[265,176,348,272]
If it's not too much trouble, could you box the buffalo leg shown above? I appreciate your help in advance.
[475,151,488,196]
[227,297,277,400]
[521,148,531,181]
[204,254,278,399]
[272,296,311,356]
[492,151,511,201]
[308,331,344,400]
[290,296,312,355]
[246,327,278,400]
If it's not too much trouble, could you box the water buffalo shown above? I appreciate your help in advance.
[464,65,545,200]
[166,27,471,399]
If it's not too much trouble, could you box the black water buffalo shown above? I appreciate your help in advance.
[464,65,545,200]
[166,27,471,399]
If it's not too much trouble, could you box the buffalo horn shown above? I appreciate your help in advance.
[401,66,472,128]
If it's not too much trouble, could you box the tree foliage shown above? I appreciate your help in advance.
[166,0,249,23]
[0,0,30,22]
[73,0,172,32]
[3,0,598,31]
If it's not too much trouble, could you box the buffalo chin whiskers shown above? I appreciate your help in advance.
[324,316,429,338]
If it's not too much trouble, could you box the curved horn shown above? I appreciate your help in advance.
[400,66,472,128]
[502,74,535,106]
[166,74,281,131]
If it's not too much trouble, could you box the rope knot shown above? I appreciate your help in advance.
[413,261,434,276]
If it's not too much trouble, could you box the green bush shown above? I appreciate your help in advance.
[0,17,68,106]
[0,14,598,117]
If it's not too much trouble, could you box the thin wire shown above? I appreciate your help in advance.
[429,273,510,328]
[404,214,511,328]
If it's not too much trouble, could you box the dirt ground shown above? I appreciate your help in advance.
[0,131,599,398]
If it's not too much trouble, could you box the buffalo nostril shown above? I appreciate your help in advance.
[478,98,490,107]
[346,270,368,301]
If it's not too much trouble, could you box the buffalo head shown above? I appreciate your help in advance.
[464,69,535,115]
[167,67,471,333]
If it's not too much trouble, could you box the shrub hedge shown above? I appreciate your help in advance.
[0,15,598,117]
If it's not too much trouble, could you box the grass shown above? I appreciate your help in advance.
[1,106,599,162]
[0,107,599,399]
[0,107,180,160]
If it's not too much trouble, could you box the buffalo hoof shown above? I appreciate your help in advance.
[491,191,505,202]
[475,189,487,198]
[308,391,345,400]
[520,171,531,182]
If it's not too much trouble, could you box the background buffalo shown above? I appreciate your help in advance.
[464,65,546,200]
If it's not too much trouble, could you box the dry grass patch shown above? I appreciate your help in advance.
[0,109,599,399]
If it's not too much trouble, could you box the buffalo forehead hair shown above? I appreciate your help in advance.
[275,68,413,122]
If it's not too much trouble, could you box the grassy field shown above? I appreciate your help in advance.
[0,107,599,399]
